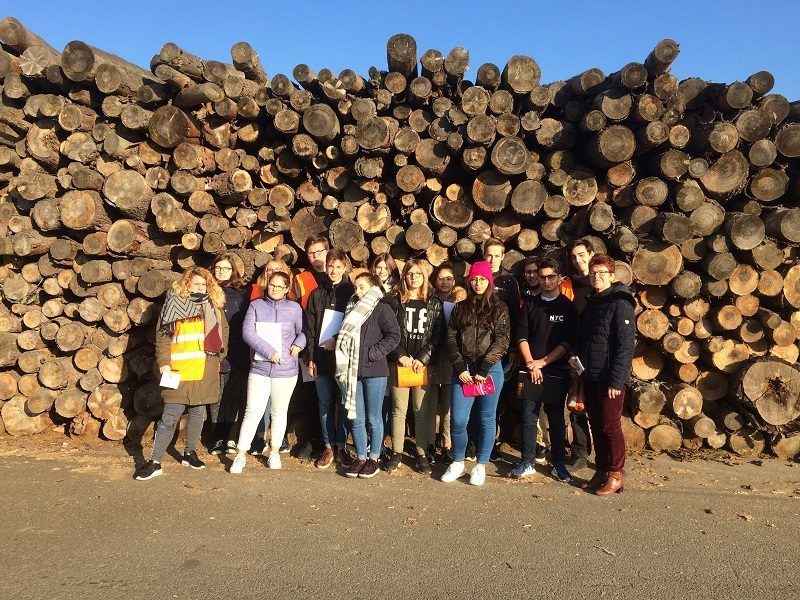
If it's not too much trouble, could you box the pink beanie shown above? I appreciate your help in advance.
[467,261,494,288]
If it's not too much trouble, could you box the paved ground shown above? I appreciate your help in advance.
[1,432,798,600]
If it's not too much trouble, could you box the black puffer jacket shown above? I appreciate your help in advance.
[577,282,636,389]
[387,294,446,366]
[447,301,510,378]
[304,276,355,377]
[221,285,250,372]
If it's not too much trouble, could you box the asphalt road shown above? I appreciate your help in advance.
[1,435,798,600]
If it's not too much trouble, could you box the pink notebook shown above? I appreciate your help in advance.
[461,376,496,398]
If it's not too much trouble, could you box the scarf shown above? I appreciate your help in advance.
[335,286,384,419]
[159,290,222,353]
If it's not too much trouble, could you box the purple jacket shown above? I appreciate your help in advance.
[242,298,306,378]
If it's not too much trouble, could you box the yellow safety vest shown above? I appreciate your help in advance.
[170,317,206,382]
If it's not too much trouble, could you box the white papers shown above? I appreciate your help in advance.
[159,369,181,389]
[569,355,585,376]
[442,301,456,323]
[319,309,344,347]
[254,322,283,361]
[300,359,316,382]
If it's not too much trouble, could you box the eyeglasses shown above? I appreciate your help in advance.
[590,270,611,278]
[268,284,287,291]
[214,266,232,272]
[471,276,489,284]
[541,274,559,281]
[406,272,424,279]
[308,249,326,257]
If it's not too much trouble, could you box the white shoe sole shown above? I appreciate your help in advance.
[134,469,162,481]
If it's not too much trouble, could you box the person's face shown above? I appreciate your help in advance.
[214,260,232,283]
[267,275,289,301]
[589,264,613,292]
[570,245,594,277]
[354,278,374,298]
[373,261,389,283]
[189,275,207,294]
[326,259,346,284]
[265,261,284,277]
[470,276,490,295]
[483,245,504,274]
[435,270,455,295]
[307,243,328,272]
[538,267,560,293]
[405,266,425,292]
[523,263,539,289]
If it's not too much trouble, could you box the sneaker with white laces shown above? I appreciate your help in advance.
[267,451,281,470]
[470,463,486,486]
[225,440,237,455]
[511,459,536,479]
[229,453,246,474]
[440,461,465,483]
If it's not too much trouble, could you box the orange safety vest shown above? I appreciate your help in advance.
[559,278,575,301]
[296,270,319,310]
[169,317,206,382]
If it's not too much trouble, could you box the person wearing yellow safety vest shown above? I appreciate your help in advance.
[134,267,229,481]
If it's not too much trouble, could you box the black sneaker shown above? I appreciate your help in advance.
[346,459,366,478]
[248,437,266,456]
[490,442,503,462]
[181,451,206,470]
[384,451,402,472]
[427,444,438,465]
[416,455,433,475]
[279,436,290,454]
[551,463,573,483]
[358,458,380,479]
[465,441,477,462]
[209,440,225,456]
[134,460,162,481]
[534,444,548,465]
[442,448,455,465]
[293,441,313,460]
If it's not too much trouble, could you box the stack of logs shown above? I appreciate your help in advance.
[0,17,798,458]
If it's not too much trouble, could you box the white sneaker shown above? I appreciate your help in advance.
[267,451,281,470]
[470,463,486,486]
[441,461,465,483]
[230,453,246,474]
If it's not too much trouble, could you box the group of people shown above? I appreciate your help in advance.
[133,235,635,495]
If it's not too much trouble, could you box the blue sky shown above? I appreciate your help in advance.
[6,2,800,100]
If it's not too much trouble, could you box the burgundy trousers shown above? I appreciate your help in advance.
[583,380,626,472]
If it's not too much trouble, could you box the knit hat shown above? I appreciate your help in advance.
[467,261,494,288]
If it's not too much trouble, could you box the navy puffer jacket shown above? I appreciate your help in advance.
[577,283,636,389]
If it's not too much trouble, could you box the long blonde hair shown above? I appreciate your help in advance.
[256,258,293,296]
[399,259,431,304]
[173,267,226,309]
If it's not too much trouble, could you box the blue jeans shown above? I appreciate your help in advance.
[451,363,504,464]
[316,375,347,448]
[350,376,387,460]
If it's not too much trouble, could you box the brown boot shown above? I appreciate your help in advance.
[580,469,608,491]
[595,470,624,495]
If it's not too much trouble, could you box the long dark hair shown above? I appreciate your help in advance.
[370,252,400,296]
[457,278,500,329]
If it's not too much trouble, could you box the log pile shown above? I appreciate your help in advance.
[0,18,798,458]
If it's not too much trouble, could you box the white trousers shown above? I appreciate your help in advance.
[237,373,298,453]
